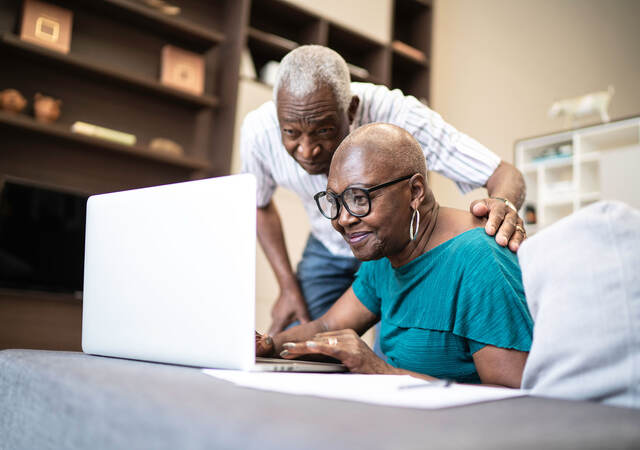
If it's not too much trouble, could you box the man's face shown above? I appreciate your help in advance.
[276,85,354,175]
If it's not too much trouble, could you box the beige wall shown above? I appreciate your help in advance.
[429,0,640,209]
[282,0,392,43]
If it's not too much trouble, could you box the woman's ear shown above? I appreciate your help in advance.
[409,173,426,209]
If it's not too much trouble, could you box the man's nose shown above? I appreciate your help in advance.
[297,136,320,160]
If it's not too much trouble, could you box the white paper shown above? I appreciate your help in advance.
[202,369,527,409]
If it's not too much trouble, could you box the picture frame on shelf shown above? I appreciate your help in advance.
[20,0,73,54]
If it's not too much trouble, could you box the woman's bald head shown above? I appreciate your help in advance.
[330,123,427,180]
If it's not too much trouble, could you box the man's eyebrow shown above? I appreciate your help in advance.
[307,115,337,125]
[280,112,337,124]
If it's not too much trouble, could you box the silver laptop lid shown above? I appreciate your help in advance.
[82,174,257,370]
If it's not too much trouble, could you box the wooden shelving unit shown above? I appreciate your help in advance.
[0,111,211,171]
[244,0,432,101]
[0,0,248,351]
[0,33,220,109]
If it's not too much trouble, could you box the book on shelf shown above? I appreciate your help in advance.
[71,121,137,146]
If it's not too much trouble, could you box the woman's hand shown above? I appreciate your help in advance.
[279,329,393,374]
[255,331,275,357]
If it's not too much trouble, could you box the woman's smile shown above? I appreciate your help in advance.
[347,231,371,245]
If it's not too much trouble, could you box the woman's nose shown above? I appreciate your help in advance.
[337,201,358,227]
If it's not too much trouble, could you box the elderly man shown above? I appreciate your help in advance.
[241,45,526,335]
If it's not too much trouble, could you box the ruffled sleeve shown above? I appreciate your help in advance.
[451,241,533,353]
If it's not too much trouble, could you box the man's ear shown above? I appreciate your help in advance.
[410,174,426,209]
[348,95,359,124]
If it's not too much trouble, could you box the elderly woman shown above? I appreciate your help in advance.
[256,123,533,387]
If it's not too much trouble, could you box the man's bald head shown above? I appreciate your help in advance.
[330,123,427,180]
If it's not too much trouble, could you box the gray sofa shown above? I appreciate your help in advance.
[2,349,640,450]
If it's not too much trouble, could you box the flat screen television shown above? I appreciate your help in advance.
[0,180,87,294]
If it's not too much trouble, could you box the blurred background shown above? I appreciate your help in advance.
[1,0,639,350]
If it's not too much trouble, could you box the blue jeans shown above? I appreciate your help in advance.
[293,234,386,360]
[296,234,361,321]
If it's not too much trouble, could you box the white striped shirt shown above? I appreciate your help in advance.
[240,82,500,257]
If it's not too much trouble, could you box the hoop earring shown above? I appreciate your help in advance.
[410,208,420,241]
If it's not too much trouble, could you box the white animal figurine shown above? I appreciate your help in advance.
[548,85,615,128]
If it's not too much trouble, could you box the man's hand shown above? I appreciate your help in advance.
[255,331,275,357]
[470,197,526,252]
[279,329,392,374]
[268,287,311,335]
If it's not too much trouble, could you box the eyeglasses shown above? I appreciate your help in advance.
[314,174,413,220]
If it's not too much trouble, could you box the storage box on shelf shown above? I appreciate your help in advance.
[515,116,640,233]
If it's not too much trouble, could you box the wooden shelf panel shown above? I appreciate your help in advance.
[249,0,323,46]
[0,111,211,171]
[391,41,429,67]
[1,34,219,109]
[61,0,225,49]
[248,27,298,53]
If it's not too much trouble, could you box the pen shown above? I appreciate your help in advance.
[398,379,453,390]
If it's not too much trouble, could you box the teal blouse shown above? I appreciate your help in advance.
[352,228,533,383]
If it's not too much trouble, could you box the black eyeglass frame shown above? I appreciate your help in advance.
[314,174,414,220]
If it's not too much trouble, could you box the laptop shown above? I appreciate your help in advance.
[82,174,345,373]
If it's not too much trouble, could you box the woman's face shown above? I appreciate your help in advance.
[327,149,413,261]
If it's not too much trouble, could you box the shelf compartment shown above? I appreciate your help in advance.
[391,41,429,67]
[521,154,572,173]
[0,111,210,171]
[249,0,324,46]
[391,58,429,101]
[393,0,432,56]
[0,33,219,109]
[578,121,640,153]
[579,159,600,194]
[247,27,298,78]
[328,23,388,85]
[59,0,225,50]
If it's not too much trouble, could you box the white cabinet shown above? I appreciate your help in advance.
[515,117,640,233]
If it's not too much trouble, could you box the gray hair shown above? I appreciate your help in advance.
[274,45,352,112]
